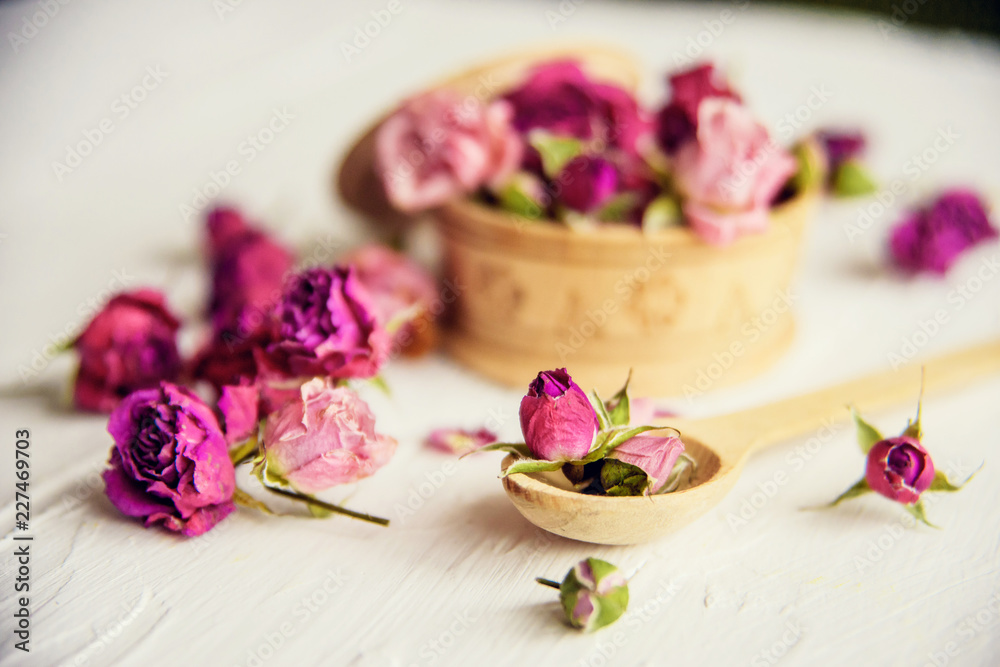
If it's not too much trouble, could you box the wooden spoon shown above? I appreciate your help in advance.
[501,339,1000,545]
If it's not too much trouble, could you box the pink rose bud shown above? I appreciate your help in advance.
[558,558,629,632]
[673,98,797,245]
[609,433,686,494]
[262,378,397,494]
[655,62,740,154]
[376,90,523,213]
[73,289,182,413]
[865,436,935,505]
[557,155,620,214]
[519,368,599,461]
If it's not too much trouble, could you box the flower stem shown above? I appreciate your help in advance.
[266,486,390,527]
[535,577,562,590]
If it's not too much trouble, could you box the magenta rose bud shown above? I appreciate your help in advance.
[376,90,523,212]
[504,61,651,159]
[557,155,620,214]
[889,189,998,275]
[816,129,866,170]
[73,289,182,413]
[263,267,391,380]
[262,378,397,494]
[205,206,294,337]
[519,368,599,461]
[865,436,936,504]
[656,63,740,154]
[102,382,236,536]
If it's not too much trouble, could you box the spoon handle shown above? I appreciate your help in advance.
[699,339,1000,463]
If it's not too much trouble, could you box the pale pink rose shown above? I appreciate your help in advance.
[262,378,396,494]
[673,99,797,246]
[609,433,685,494]
[376,90,523,212]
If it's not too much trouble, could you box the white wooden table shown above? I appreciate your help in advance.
[2,1,1000,665]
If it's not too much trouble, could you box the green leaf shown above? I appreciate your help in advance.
[605,370,633,428]
[829,477,871,507]
[832,160,878,198]
[928,466,980,493]
[502,459,566,477]
[641,195,682,234]
[852,407,884,455]
[474,442,531,458]
[595,193,638,223]
[589,390,613,432]
[498,172,545,219]
[905,499,938,528]
[529,131,582,179]
[368,374,391,397]
[600,459,649,496]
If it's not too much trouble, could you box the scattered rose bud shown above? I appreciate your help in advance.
[425,427,497,456]
[102,382,236,536]
[890,189,998,275]
[261,378,397,494]
[519,368,599,461]
[376,90,522,212]
[865,436,935,505]
[73,289,182,413]
[262,267,391,381]
[538,558,629,632]
[816,129,866,170]
[673,98,797,245]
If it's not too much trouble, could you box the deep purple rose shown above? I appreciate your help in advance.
[102,382,236,536]
[262,267,391,380]
[519,368,599,461]
[656,63,740,154]
[816,129,866,170]
[205,206,294,337]
[504,61,650,158]
[890,189,998,275]
[557,155,620,214]
[73,289,182,413]
[865,436,935,505]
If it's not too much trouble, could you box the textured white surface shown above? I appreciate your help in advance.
[2,1,1000,666]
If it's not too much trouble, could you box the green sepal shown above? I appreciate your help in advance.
[902,381,923,440]
[641,195,682,234]
[852,407,884,455]
[601,425,675,456]
[905,499,938,528]
[232,488,275,515]
[658,452,697,494]
[604,370,632,428]
[474,442,531,458]
[928,466,979,493]
[368,375,391,397]
[589,389,613,432]
[832,160,878,198]
[600,459,648,496]
[595,193,638,223]
[529,131,582,179]
[498,172,545,219]
[829,476,871,507]
[228,431,260,466]
[791,140,825,193]
[502,459,566,477]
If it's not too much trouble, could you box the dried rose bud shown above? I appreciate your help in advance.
[865,436,935,504]
[551,558,629,632]
[519,368,599,461]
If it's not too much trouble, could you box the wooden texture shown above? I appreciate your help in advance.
[502,339,1000,545]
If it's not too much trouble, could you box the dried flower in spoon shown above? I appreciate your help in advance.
[479,368,694,496]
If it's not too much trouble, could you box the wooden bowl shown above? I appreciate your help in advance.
[338,45,821,396]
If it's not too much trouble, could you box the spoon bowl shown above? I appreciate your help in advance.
[500,340,1000,544]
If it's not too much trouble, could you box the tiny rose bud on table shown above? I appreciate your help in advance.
[536,558,629,632]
